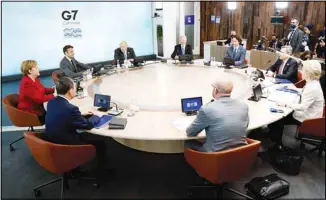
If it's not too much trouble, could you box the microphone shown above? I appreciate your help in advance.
[108,102,123,116]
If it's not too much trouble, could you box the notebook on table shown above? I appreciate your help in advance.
[94,115,113,129]
[272,78,291,84]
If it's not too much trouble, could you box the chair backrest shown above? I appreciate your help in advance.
[297,71,303,81]
[24,132,96,174]
[295,79,306,88]
[2,94,42,127]
[184,138,260,184]
[52,70,62,84]
[299,105,326,138]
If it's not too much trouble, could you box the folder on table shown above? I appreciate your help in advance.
[108,117,128,129]
[94,115,113,129]
[272,78,291,84]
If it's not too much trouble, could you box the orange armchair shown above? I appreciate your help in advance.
[52,70,62,84]
[298,105,325,157]
[2,94,43,151]
[24,132,97,199]
[184,138,260,199]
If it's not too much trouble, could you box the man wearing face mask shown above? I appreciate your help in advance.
[266,46,298,83]
[224,30,236,46]
[285,17,304,53]
[302,24,315,52]
[171,35,193,60]
[114,40,136,65]
[269,35,282,50]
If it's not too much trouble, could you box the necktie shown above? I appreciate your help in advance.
[232,48,237,59]
[182,46,185,55]
[71,60,77,72]
[288,30,295,43]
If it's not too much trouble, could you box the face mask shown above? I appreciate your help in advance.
[272,39,276,42]
[230,35,235,38]
[290,24,296,29]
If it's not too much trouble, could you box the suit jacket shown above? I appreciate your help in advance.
[286,28,304,53]
[225,45,246,66]
[60,57,91,78]
[17,76,54,116]
[269,40,282,49]
[114,47,136,64]
[171,44,193,59]
[44,96,94,145]
[289,80,324,122]
[186,97,248,152]
[267,58,298,83]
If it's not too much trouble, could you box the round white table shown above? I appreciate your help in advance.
[50,61,296,153]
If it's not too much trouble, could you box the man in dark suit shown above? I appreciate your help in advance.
[171,35,193,60]
[59,45,92,78]
[269,35,282,50]
[44,77,108,170]
[114,40,136,64]
[285,18,304,53]
[224,35,246,66]
[266,46,298,83]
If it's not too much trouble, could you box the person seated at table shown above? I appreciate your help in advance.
[43,77,109,171]
[269,35,282,50]
[224,30,236,46]
[266,46,298,83]
[185,80,249,152]
[17,60,55,124]
[224,35,246,66]
[268,60,324,151]
[171,35,193,60]
[60,45,92,78]
[114,40,136,65]
[316,38,325,59]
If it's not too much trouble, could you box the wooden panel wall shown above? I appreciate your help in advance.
[200,1,326,56]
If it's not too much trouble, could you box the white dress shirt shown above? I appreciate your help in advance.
[288,80,324,122]
[278,58,289,75]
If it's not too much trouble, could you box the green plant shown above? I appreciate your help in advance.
[157,25,163,39]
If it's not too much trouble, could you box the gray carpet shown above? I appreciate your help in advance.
[1,126,325,199]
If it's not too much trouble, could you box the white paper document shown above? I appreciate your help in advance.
[267,91,300,104]
[172,117,194,130]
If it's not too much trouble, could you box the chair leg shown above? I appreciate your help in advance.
[33,178,62,191]
[61,174,68,199]
[225,188,254,200]
[216,185,224,199]
[318,140,325,157]
[9,136,25,151]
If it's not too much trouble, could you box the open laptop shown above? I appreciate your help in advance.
[248,84,263,102]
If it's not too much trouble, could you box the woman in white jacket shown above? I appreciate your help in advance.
[268,60,324,150]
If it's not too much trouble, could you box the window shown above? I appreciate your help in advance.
[227,2,236,10]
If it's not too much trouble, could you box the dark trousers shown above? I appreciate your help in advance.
[268,113,301,145]
[184,140,205,152]
[79,132,108,169]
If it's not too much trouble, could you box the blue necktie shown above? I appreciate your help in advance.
[182,46,185,55]
[232,48,237,59]
[124,51,127,59]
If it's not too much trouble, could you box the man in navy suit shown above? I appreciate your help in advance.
[44,77,108,170]
[60,45,92,78]
[266,46,298,83]
[114,40,136,64]
[224,35,246,66]
[171,35,193,60]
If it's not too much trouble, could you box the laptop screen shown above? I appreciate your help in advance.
[253,84,263,99]
[94,94,111,108]
[181,97,203,112]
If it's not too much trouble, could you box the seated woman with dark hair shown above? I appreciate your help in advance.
[17,60,55,124]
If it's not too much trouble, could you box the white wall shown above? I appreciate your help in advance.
[162,2,178,58]
[194,2,200,55]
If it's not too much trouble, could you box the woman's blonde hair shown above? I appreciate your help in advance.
[21,60,37,76]
[302,60,322,81]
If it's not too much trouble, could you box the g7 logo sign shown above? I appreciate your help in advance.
[62,10,78,21]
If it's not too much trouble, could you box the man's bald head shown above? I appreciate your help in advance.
[211,80,233,98]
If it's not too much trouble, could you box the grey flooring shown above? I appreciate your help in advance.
[1,125,325,199]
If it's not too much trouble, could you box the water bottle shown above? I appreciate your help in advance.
[117,60,120,68]
[124,59,128,68]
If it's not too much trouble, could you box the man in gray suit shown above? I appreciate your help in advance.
[224,35,247,66]
[60,45,92,78]
[285,18,304,53]
[185,80,249,152]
